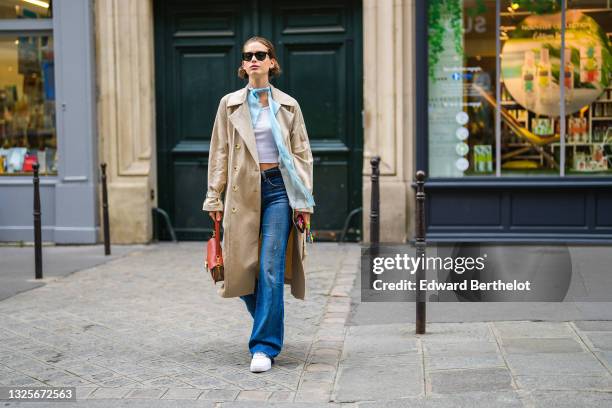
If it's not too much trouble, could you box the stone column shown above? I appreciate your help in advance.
[95,0,157,243]
[362,0,416,243]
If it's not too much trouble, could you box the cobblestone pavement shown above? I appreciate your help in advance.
[0,244,147,301]
[1,242,612,407]
[0,242,359,406]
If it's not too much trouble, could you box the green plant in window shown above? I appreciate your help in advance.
[428,0,464,81]
[467,0,487,17]
[428,0,442,80]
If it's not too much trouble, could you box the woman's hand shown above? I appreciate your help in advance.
[293,209,310,227]
[208,211,223,222]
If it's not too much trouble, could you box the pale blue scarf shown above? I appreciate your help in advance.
[247,86,316,209]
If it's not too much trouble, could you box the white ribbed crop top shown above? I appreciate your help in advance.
[253,106,280,163]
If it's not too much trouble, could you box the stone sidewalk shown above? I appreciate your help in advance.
[0,244,146,301]
[0,242,357,406]
[335,321,612,407]
[0,242,611,407]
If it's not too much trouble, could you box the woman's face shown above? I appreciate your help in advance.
[242,41,275,79]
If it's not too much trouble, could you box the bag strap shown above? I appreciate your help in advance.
[215,219,222,256]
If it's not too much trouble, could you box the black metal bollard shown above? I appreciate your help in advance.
[370,157,381,243]
[33,163,43,279]
[415,170,427,334]
[369,156,381,287]
[101,163,111,255]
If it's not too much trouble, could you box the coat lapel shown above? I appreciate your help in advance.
[227,83,297,164]
[228,86,259,164]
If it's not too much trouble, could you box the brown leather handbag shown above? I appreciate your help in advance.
[204,219,224,283]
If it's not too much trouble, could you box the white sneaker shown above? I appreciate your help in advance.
[250,352,272,373]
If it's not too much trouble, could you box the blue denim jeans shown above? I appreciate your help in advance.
[240,166,292,358]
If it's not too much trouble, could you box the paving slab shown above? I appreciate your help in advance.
[124,388,168,399]
[582,332,612,351]
[428,368,514,395]
[515,375,612,391]
[339,353,421,368]
[425,353,505,371]
[522,390,612,408]
[423,340,499,355]
[500,338,585,354]
[494,322,575,339]
[333,362,423,402]
[357,391,524,408]
[341,324,418,359]
[595,351,612,370]
[573,321,612,331]
[420,322,495,344]
[199,389,240,401]
[504,352,609,376]
[161,388,204,399]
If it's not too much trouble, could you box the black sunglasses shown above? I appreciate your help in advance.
[242,51,270,62]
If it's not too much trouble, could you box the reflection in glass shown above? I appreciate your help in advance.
[499,1,562,176]
[0,35,56,176]
[563,1,612,176]
[427,1,612,178]
[428,0,497,177]
[0,0,52,19]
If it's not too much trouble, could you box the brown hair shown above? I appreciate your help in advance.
[238,36,282,80]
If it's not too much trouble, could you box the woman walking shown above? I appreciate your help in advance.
[202,36,315,373]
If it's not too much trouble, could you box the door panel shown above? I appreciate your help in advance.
[175,45,234,141]
[285,44,344,139]
[155,0,362,240]
[155,0,245,240]
[273,0,361,239]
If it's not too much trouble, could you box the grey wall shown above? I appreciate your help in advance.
[0,0,98,243]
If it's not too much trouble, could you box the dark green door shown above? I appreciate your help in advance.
[154,0,363,241]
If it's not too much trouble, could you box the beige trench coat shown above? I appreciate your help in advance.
[202,84,314,300]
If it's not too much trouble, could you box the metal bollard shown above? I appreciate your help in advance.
[370,157,381,243]
[33,163,43,279]
[101,163,111,255]
[415,170,427,334]
[369,156,381,287]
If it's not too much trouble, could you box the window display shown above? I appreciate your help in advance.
[428,0,612,177]
[428,0,497,177]
[0,35,56,176]
[0,0,52,19]
[562,0,612,174]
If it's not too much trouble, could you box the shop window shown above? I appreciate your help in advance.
[499,0,563,176]
[0,35,56,176]
[0,0,52,19]
[428,0,498,177]
[564,0,612,175]
[427,0,612,177]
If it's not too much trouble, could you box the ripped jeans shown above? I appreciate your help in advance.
[239,166,292,358]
